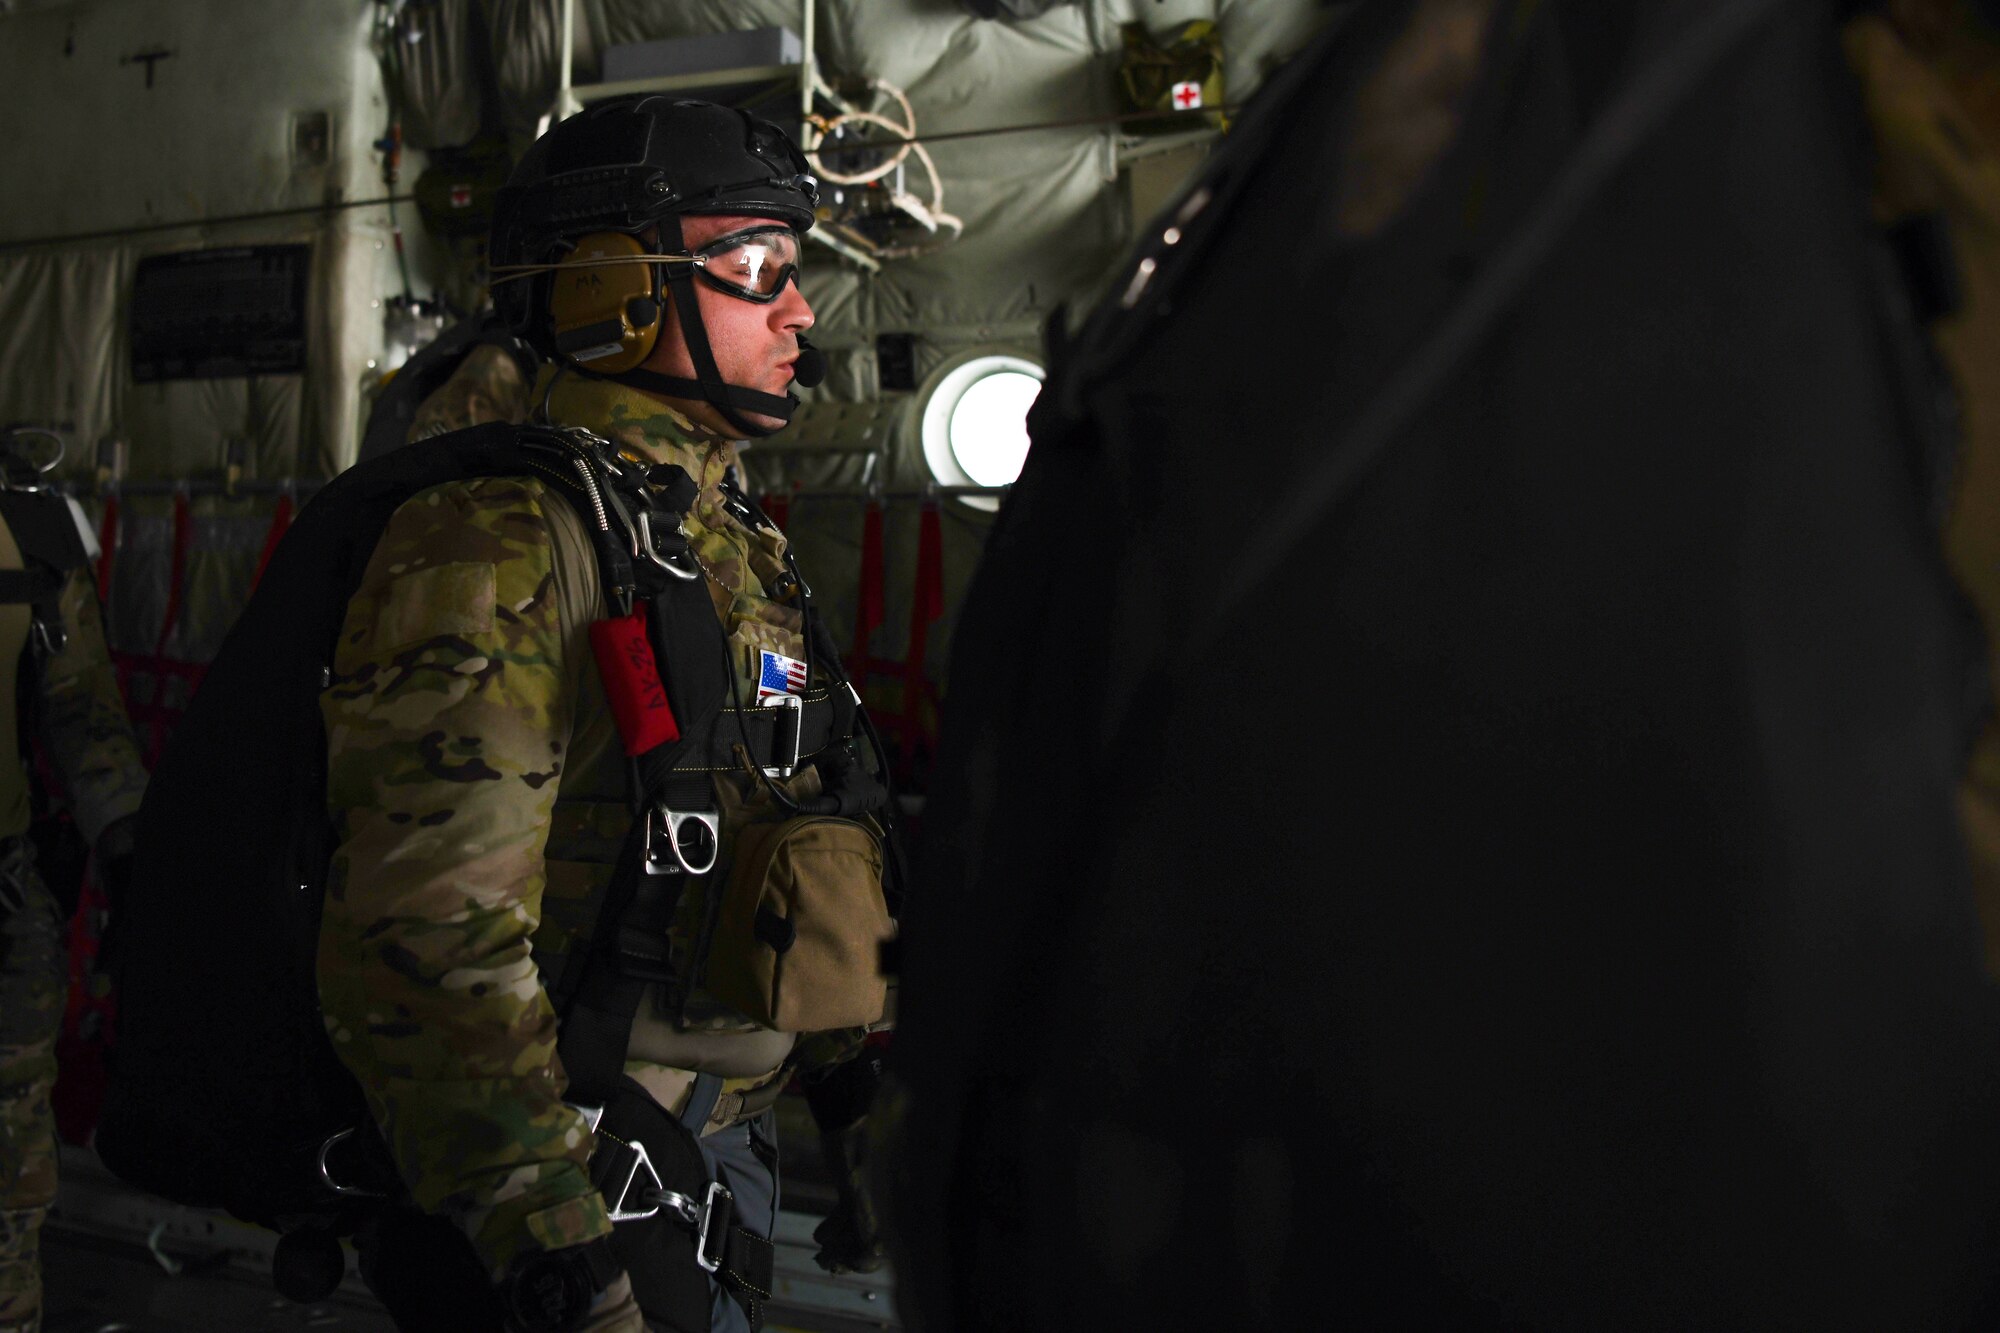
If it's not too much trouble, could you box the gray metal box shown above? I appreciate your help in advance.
[601,27,802,84]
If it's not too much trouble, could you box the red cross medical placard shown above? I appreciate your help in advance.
[1172,81,1203,110]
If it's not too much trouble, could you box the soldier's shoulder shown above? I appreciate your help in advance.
[401,471,552,512]
[365,474,561,583]
[405,342,536,443]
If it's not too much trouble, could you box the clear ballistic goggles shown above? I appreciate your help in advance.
[690,227,802,303]
[487,225,804,303]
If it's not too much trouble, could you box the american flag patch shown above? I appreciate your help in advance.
[757,649,809,701]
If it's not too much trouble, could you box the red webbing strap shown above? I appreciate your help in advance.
[903,501,945,676]
[139,659,207,769]
[154,490,192,661]
[252,492,294,591]
[898,501,946,764]
[95,494,119,605]
[135,490,196,765]
[852,498,886,662]
[52,868,116,1146]
[760,488,791,533]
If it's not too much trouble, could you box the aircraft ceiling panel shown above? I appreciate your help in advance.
[827,1,1101,112]
[389,0,488,152]
[809,145,1115,351]
[587,0,807,52]
[1227,0,1342,92]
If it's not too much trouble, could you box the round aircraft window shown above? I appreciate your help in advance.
[920,352,1042,511]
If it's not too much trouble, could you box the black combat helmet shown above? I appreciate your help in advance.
[490,96,823,436]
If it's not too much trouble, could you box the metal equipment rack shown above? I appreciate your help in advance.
[553,0,885,272]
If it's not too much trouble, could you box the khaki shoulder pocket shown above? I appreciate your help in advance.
[376,561,496,648]
[704,816,892,1032]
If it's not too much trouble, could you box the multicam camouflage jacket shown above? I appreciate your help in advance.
[2,519,147,1328]
[1844,11,2000,972]
[0,538,148,846]
[406,343,533,445]
[321,373,868,1279]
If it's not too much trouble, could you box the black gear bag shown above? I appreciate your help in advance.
[97,424,606,1229]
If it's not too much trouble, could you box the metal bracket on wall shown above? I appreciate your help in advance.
[807,225,884,273]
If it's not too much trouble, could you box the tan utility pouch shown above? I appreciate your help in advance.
[704,816,892,1032]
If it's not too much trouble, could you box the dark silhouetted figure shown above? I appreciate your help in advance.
[888,2,2000,1328]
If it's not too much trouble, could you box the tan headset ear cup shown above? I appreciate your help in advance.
[544,231,664,374]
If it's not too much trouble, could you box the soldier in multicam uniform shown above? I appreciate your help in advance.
[322,97,883,1333]
[0,503,148,1333]
[406,341,535,444]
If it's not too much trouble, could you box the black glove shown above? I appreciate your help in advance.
[804,1053,888,1275]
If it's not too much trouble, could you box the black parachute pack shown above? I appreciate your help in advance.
[96,419,894,1312]
[97,424,631,1233]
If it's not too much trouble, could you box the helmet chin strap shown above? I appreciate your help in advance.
[606,214,802,438]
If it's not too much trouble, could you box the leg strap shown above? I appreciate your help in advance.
[585,1078,775,1332]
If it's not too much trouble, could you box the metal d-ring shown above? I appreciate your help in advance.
[643,805,720,876]
[317,1127,389,1199]
[0,427,64,491]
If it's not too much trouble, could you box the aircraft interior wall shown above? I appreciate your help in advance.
[0,0,1330,762]
[1,0,412,711]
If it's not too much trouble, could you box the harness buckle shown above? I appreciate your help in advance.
[603,1141,667,1225]
[632,509,702,582]
[570,1104,732,1258]
[759,693,803,779]
[648,1181,735,1272]
[643,805,720,876]
[569,1102,670,1224]
[554,425,613,454]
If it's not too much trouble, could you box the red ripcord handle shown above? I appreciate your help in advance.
[899,500,947,756]
[252,492,294,592]
[153,490,192,660]
[852,498,885,661]
[590,609,680,755]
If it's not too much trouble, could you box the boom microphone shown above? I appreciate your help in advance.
[794,334,827,389]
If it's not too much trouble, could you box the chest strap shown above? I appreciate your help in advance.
[678,687,855,778]
[0,566,65,605]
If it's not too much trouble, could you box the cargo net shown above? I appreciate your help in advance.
[98,489,293,764]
